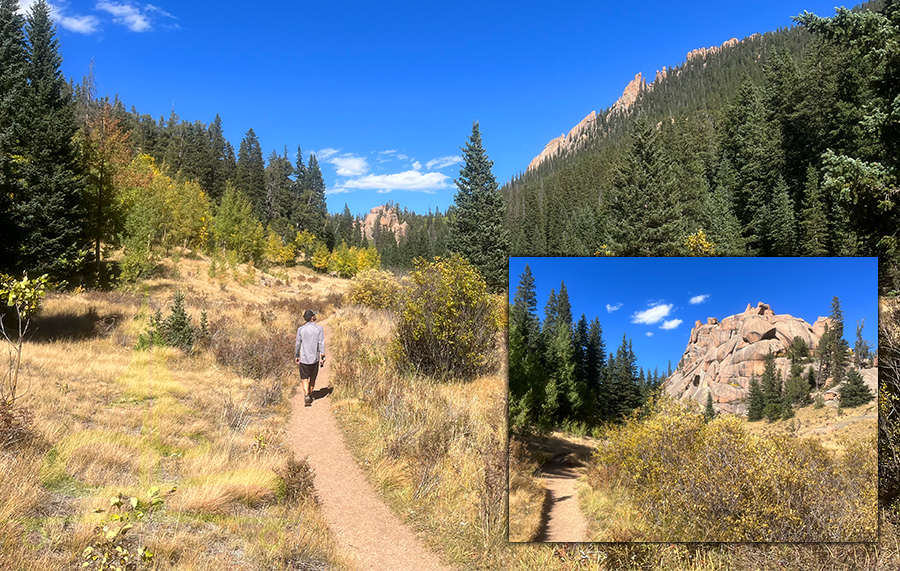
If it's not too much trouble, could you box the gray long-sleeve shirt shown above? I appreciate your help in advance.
[295,321,325,365]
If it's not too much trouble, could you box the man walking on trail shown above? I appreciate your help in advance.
[295,309,325,407]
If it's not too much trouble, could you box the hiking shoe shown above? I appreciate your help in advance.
[304,395,312,406]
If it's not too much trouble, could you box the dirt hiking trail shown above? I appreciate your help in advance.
[536,457,589,542]
[526,433,595,542]
[285,322,451,571]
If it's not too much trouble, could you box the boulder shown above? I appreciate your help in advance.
[664,302,825,416]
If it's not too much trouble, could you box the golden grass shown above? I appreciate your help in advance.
[1,252,353,571]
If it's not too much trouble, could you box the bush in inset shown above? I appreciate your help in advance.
[392,254,499,381]
[347,269,400,310]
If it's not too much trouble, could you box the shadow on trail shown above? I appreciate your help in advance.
[311,386,333,400]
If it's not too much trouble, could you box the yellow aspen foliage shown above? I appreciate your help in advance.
[684,229,716,256]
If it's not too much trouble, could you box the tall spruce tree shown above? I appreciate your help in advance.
[0,0,28,270]
[292,151,327,238]
[449,121,509,290]
[15,0,87,278]
[607,117,688,256]
[236,128,266,222]
[509,264,544,430]
[800,165,828,256]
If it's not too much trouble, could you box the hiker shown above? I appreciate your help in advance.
[295,309,325,406]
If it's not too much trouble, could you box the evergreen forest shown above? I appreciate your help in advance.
[509,264,667,432]
[502,0,900,292]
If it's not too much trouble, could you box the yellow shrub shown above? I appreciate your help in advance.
[348,270,400,310]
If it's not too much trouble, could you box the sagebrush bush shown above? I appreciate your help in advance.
[392,254,500,381]
[278,454,317,505]
[210,321,293,382]
[347,269,401,310]
[592,394,877,541]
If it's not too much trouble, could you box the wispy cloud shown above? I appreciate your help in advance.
[606,302,623,313]
[646,332,654,337]
[331,170,451,195]
[315,148,341,160]
[689,294,710,305]
[631,303,674,325]
[660,319,683,330]
[96,2,151,31]
[19,2,100,34]
[426,155,461,170]
[412,161,422,171]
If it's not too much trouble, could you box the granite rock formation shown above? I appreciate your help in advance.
[663,302,829,416]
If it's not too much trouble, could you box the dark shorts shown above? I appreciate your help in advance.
[298,361,319,384]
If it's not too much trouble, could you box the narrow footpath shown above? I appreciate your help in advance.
[285,323,451,571]
[536,457,589,542]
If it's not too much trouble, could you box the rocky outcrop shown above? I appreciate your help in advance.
[358,205,408,243]
[664,302,827,416]
[525,37,748,173]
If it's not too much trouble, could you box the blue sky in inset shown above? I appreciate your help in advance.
[509,257,879,376]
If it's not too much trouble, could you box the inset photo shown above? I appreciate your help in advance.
[508,257,878,543]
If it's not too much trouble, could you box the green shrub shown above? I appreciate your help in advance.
[347,269,401,310]
[392,254,499,381]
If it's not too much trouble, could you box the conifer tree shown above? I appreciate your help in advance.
[0,0,29,270]
[839,368,874,408]
[509,265,544,430]
[206,114,230,201]
[293,152,327,238]
[768,178,796,255]
[607,117,688,256]
[800,165,828,256]
[264,148,293,232]
[15,0,87,278]
[704,390,716,422]
[236,128,266,221]
[747,375,765,421]
[449,121,509,290]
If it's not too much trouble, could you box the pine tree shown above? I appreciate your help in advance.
[799,166,828,256]
[839,368,874,408]
[704,390,716,422]
[0,0,29,270]
[768,178,796,255]
[508,266,544,429]
[607,117,689,256]
[264,148,293,233]
[747,375,765,421]
[855,318,872,367]
[15,0,87,278]
[293,152,327,238]
[236,128,266,221]
[510,264,540,349]
[449,121,510,290]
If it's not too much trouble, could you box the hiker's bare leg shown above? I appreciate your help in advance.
[302,378,310,397]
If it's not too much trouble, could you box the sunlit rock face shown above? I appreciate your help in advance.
[664,302,828,416]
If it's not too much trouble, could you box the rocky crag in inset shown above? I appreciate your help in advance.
[664,302,832,416]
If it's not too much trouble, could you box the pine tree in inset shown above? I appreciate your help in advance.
[747,375,765,421]
[704,390,716,422]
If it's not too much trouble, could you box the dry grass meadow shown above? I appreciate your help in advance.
[4,252,900,570]
[1,253,351,571]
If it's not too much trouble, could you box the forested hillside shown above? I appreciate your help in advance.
[502,0,899,290]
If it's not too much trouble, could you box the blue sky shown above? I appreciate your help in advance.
[509,258,879,377]
[27,0,847,215]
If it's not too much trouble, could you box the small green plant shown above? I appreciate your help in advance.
[136,292,200,352]
[82,486,168,570]
[814,394,826,409]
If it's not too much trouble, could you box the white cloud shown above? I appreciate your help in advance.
[18,2,100,34]
[378,149,398,155]
[96,2,152,32]
[646,332,654,337]
[606,303,623,313]
[328,155,368,177]
[315,148,341,160]
[631,303,674,325]
[689,294,709,305]
[335,170,451,195]
[426,155,461,170]
[660,319,683,330]
[412,161,422,171]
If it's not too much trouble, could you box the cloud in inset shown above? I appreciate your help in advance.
[631,303,674,325]
[606,303,623,313]
[426,155,461,170]
[689,294,710,305]
[660,319,683,330]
